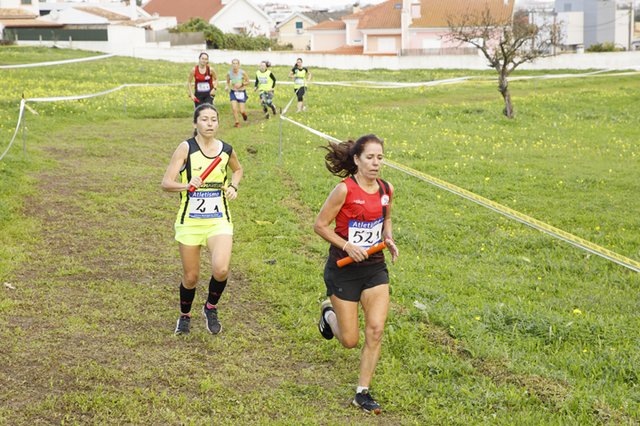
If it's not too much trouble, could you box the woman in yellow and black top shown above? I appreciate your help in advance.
[288,57,311,113]
[162,103,243,336]
[254,60,277,119]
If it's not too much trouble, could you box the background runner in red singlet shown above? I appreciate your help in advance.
[188,52,218,108]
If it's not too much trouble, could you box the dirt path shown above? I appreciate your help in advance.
[0,120,406,424]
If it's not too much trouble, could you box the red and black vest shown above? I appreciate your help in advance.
[194,65,212,95]
[330,176,392,264]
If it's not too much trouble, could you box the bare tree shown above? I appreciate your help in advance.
[447,9,561,118]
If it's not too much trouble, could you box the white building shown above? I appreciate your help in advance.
[554,0,634,49]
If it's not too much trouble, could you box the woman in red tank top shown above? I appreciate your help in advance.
[313,134,399,414]
[188,52,218,108]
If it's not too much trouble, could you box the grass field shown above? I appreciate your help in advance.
[1,46,639,424]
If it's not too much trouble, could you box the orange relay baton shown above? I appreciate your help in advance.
[336,241,386,268]
[188,156,222,193]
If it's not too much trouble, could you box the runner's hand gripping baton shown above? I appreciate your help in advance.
[336,241,386,268]
[188,156,222,193]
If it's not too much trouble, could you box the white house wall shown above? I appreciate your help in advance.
[122,46,640,71]
[144,16,178,31]
[366,34,401,54]
[557,11,584,46]
[310,31,345,51]
[211,1,272,37]
[40,8,109,25]
[614,9,630,49]
[556,0,616,48]
[277,14,315,50]
[0,0,40,13]
[107,25,147,54]
[344,20,362,45]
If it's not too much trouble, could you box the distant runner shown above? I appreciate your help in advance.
[254,60,277,119]
[187,52,217,108]
[225,58,250,128]
[288,57,311,113]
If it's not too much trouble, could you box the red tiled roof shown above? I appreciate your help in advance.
[143,0,224,24]
[77,6,131,21]
[0,18,63,28]
[357,0,402,30]
[330,45,364,54]
[311,44,364,54]
[411,0,515,28]
[307,19,346,31]
[0,8,37,19]
[315,45,394,56]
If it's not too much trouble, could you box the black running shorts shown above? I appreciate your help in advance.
[323,260,389,302]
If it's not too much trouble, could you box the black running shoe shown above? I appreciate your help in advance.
[203,305,222,334]
[352,390,381,414]
[318,299,334,340]
[174,315,191,335]
[241,112,248,121]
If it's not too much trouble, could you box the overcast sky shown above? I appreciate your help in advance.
[254,0,550,9]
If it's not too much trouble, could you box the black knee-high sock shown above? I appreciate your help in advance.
[207,276,227,306]
[179,283,196,315]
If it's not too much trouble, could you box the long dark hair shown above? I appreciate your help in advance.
[322,134,384,177]
[193,103,218,137]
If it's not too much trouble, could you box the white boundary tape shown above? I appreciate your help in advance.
[0,83,182,161]
[382,159,640,273]
[0,53,115,69]
[278,101,640,274]
[0,100,25,161]
[1,63,639,272]
[26,83,183,102]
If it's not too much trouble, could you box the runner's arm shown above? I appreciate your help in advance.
[187,70,195,98]
[242,71,250,90]
[161,142,192,192]
[211,68,218,94]
[224,150,243,200]
[382,182,398,262]
[314,183,369,262]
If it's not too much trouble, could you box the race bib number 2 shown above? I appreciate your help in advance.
[189,190,224,219]
[348,217,383,248]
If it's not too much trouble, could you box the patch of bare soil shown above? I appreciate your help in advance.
[1,131,405,425]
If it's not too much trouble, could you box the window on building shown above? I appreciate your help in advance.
[295,21,303,29]
[21,0,32,4]
[378,37,396,52]
[422,38,442,49]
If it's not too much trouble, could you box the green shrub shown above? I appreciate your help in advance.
[224,33,271,50]
[170,18,291,51]
[586,42,625,52]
